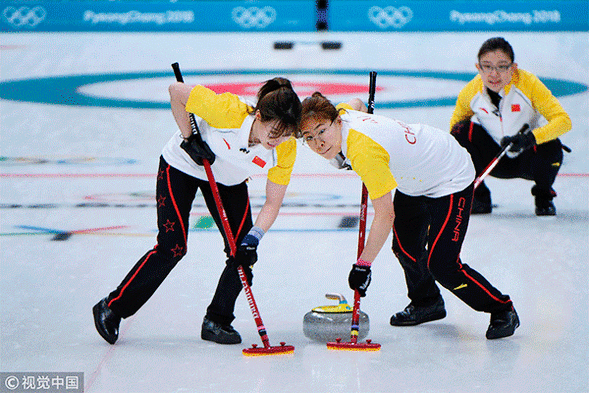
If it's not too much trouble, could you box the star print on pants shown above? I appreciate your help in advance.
[157,195,167,207]
[163,219,175,232]
[171,244,184,258]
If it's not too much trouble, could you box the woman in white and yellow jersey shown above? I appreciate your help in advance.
[300,92,518,340]
[93,78,301,346]
[451,37,571,216]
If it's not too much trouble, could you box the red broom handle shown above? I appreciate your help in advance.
[202,162,271,348]
[351,71,377,343]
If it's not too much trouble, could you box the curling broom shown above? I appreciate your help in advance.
[327,71,381,352]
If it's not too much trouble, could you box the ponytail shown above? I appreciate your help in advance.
[250,77,302,138]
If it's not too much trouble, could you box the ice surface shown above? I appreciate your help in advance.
[1,32,587,393]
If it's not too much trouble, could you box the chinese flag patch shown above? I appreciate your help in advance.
[511,104,521,112]
[252,156,266,168]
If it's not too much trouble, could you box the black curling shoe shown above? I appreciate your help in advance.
[532,186,557,216]
[486,308,520,339]
[390,297,447,326]
[93,298,121,344]
[535,200,556,216]
[201,316,242,344]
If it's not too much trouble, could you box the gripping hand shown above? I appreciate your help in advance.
[500,124,535,158]
[181,134,216,166]
[348,263,372,297]
[230,230,261,286]
[235,234,259,268]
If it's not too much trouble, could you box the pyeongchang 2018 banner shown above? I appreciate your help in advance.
[1,0,587,32]
[0,0,316,32]
[329,0,588,32]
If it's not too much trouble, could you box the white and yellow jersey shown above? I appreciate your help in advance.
[450,69,571,145]
[337,105,475,199]
[162,85,296,186]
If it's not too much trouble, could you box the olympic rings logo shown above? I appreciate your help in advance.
[3,6,46,28]
[368,6,413,29]
[231,6,276,29]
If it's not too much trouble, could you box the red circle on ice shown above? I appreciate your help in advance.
[205,82,384,96]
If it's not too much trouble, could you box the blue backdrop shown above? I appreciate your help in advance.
[2,0,587,32]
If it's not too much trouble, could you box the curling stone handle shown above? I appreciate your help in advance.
[325,293,347,303]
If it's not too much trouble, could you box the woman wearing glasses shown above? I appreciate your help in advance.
[299,93,519,339]
[450,37,571,215]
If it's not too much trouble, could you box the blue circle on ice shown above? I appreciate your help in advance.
[0,69,586,109]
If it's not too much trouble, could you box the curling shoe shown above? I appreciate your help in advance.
[93,298,121,344]
[535,200,556,216]
[532,186,557,216]
[390,297,447,326]
[201,316,242,344]
[486,308,520,339]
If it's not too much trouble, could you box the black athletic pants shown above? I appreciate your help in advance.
[106,157,253,325]
[451,120,563,194]
[392,185,513,314]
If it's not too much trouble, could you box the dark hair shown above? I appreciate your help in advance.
[300,92,339,135]
[478,37,515,62]
[250,77,302,138]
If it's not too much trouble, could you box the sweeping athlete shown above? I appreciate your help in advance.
[450,37,572,215]
[93,78,301,345]
[299,92,519,339]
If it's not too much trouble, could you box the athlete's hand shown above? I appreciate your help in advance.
[348,264,372,297]
[181,134,215,166]
[501,124,534,158]
[230,235,258,286]
[235,234,259,268]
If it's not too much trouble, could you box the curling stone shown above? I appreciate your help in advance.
[303,293,369,342]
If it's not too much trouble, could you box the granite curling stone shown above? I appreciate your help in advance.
[303,293,370,342]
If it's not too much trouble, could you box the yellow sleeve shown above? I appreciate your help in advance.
[336,103,354,112]
[517,70,572,144]
[346,129,397,200]
[185,85,250,128]
[450,76,482,130]
[267,137,297,186]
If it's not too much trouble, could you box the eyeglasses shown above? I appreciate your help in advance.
[479,63,513,73]
[302,119,334,145]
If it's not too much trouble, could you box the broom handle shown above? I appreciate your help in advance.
[351,71,377,343]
